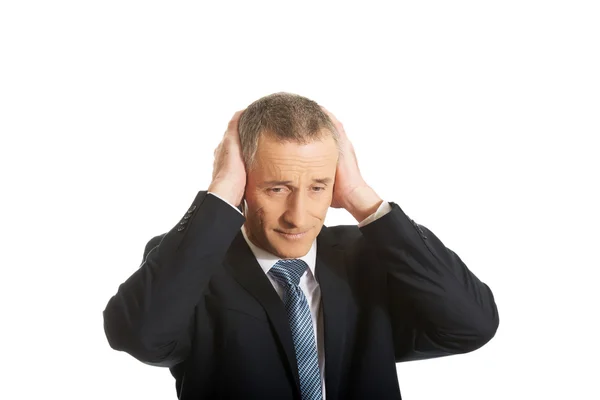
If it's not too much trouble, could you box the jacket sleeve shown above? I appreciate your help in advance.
[358,201,499,362]
[102,191,246,368]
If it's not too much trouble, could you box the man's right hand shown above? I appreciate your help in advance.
[207,110,247,207]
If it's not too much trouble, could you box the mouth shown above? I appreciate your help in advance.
[275,230,307,240]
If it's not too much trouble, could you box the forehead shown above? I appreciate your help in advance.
[253,134,338,177]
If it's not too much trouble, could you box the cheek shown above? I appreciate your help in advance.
[317,194,333,211]
[252,201,278,227]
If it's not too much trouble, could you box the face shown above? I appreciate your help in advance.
[243,132,338,259]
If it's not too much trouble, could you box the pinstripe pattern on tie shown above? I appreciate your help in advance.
[269,259,322,400]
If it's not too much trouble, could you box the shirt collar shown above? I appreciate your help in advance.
[241,224,317,278]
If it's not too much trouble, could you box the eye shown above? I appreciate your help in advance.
[269,187,285,193]
[312,187,326,192]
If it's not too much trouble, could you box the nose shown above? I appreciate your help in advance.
[282,190,308,230]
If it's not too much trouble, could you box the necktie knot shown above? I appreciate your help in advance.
[269,259,308,287]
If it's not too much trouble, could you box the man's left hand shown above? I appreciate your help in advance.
[321,106,384,222]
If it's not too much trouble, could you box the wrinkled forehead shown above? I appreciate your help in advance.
[252,135,338,180]
[257,132,338,159]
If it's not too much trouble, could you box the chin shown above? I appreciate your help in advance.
[275,249,307,260]
[270,237,312,259]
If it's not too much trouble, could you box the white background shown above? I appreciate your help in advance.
[1,1,598,399]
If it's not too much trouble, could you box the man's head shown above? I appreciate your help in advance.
[238,92,341,259]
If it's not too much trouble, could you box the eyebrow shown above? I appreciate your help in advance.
[263,178,333,186]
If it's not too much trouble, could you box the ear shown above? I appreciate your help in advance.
[240,197,247,216]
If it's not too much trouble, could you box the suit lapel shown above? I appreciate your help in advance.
[224,226,350,400]
[315,226,350,400]
[224,231,302,396]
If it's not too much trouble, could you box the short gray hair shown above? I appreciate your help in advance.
[238,92,341,171]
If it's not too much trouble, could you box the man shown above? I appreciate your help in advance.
[103,92,499,399]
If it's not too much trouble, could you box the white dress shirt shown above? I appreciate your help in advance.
[207,192,392,399]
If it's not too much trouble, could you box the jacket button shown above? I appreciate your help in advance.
[183,214,192,220]
[179,219,189,225]
[177,226,186,232]
[187,205,197,213]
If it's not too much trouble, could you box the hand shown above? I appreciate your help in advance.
[321,106,383,221]
[207,110,247,207]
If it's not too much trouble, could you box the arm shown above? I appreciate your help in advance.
[319,106,498,361]
[359,201,499,362]
[102,191,245,367]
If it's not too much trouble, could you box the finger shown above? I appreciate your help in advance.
[228,109,245,129]
[320,105,346,140]
[320,105,331,118]
[320,105,342,126]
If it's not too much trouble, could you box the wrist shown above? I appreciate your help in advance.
[208,180,244,207]
[345,186,383,223]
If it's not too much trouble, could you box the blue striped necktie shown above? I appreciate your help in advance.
[269,259,322,400]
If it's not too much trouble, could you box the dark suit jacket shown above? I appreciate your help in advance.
[103,191,499,399]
